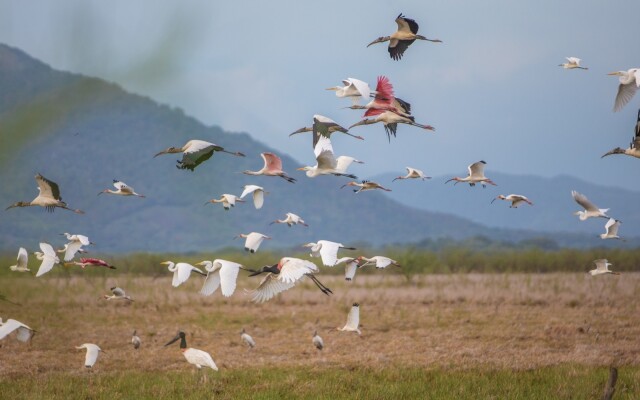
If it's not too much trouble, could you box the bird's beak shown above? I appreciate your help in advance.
[164,333,180,347]
[296,167,306,171]
[325,87,338,91]
[289,127,308,136]
[366,37,383,47]
[607,72,619,76]
[491,198,497,204]
[153,149,169,158]
[5,204,17,210]
[444,178,455,184]
[348,120,370,129]
[203,200,211,205]
[160,261,170,265]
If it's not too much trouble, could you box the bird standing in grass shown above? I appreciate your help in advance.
[132,330,141,349]
[240,328,256,349]
[312,330,324,351]
[165,331,217,382]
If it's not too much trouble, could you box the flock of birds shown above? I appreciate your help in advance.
[2,13,638,376]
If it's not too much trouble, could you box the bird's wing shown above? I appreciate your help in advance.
[40,243,56,258]
[16,325,34,342]
[373,75,394,105]
[315,137,338,169]
[16,247,28,269]
[111,287,126,297]
[176,263,199,286]
[64,241,83,261]
[36,256,57,277]
[607,219,621,236]
[253,190,264,209]
[335,156,357,173]
[224,194,237,206]
[389,39,413,61]
[200,270,221,296]
[614,82,638,112]
[0,319,27,340]
[345,304,360,329]
[262,152,283,172]
[75,235,91,246]
[240,185,260,198]
[217,260,242,297]
[35,174,61,200]
[179,148,214,171]
[468,161,486,177]
[396,14,419,34]
[251,273,296,303]
[318,241,341,266]
[348,78,370,99]
[571,191,598,211]
[279,258,318,283]
[594,259,608,272]
[374,257,393,268]
[84,345,100,367]
[246,233,266,251]
[185,348,218,370]
[113,181,128,190]
[566,57,580,64]
[344,261,358,281]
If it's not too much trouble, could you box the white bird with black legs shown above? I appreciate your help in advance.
[270,212,308,227]
[248,257,332,303]
[608,68,640,112]
[196,259,245,297]
[240,328,256,349]
[154,139,245,171]
[290,115,364,146]
[103,286,133,301]
[446,161,497,187]
[204,194,244,210]
[98,180,145,197]
[165,331,218,381]
[491,194,533,208]
[336,303,361,335]
[297,135,362,179]
[0,318,36,342]
[326,78,372,105]
[76,343,103,370]
[132,330,141,349]
[571,190,610,221]
[35,242,60,277]
[6,173,84,214]
[9,247,29,272]
[602,109,640,159]
[600,218,624,241]
[303,240,357,267]
[243,152,296,183]
[367,14,442,60]
[392,167,431,182]
[312,330,324,351]
[240,185,267,209]
[357,256,401,269]
[160,261,206,288]
[234,232,271,253]
[559,57,588,70]
[589,259,620,276]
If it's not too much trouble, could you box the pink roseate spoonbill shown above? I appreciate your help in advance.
[326,78,372,105]
[290,115,364,147]
[76,343,102,369]
[608,68,640,112]
[240,184,268,209]
[154,139,245,171]
[9,247,29,272]
[34,243,60,277]
[165,331,217,382]
[270,212,308,227]
[98,180,145,197]
[367,14,442,61]
[103,286,133,301]
[571,190,610,221]
[341,180,392,193]
[298,135,362,179]
[160,261,206,288]
[347,76,412,118]
[303,240,357,267]
[335,303,361,335]
[491,194,533,208]
[234,232,271,253]
[589,259,620,276]
[312,330,324,350]
[349,109,435,142]
[357,256,401,269]
[240,328,256,349]
[132,331,141,349]
[66,258,116,270]
[196,259,246,297]
[243,152,296,183]
[602,109,640,159]
[445,160,497,188]
[334,257,360,281]
[6,174,84,214]
[600,218,624,241]
[559,57,588,70]
[204,194,244,210]
[392,167,431,182]
[0,318,36,342]
[248,257,332,303]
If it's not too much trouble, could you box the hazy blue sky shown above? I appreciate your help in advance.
[1,0,639,188]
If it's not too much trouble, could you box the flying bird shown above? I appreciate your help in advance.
[571,190,609,221]
[243,152,296,183]
[240,185,267,209]
[326,78,372,105]
[602,109,640,159]
[35,242,60,277]
[367,14,442,60]
[240,328,256,349]
[132,330,141,349]
[312,330,324,351]
[357,256,401,269]
[341,180,392,193]
[165,331,217,382]
[9,247,29,272]
[0,318,36,342]
[298,135,362,179]
[196,259,245,297]
[98,180,145,197]
[608,68,640,112]
[336,303,361,335]
[204,194,244,210]
[76,343,102,369]
[154,139,245,171]
[589,259,620,276]
[491,194,533,208]
[270,212,308,227]
[160,261,206,287]
[346,76,412,118]
[600,218,624,241]
[6,174,84,214]
[558,57,588,70]
[234,232,271,253]
[392,167,431,182]
[59,233,93,262]
[334,257,361,281]
[349,109,435,142]
[66,258,116,270]
[103,286,133,301]
[303,240,357,267]
[290,115,364,146]
[445,160,497,187]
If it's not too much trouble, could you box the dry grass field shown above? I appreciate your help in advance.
[1,272,639,398]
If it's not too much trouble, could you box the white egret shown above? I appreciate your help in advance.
[35,242,60,277]
[297,135,362,179]
[6,173,84,214]
[240,185,267,209]
[600,218,624,241]
[76,343,103,369]
[196,259,245,297]
[558,57,587,70]
[571,190,609,221]
[445,160,497,187]
[0,318,36,342]
[367,14,442,60]
[59,233,93,262]
[243,152,296,183]
[98,180,145,197]
[335,257,360,281]
[357,256,401,269]
[326,78,372,105]
[160,261,206,287]
[608,68,640,112]
[9,247,29,272]
[154,139,245,171]
[303,240,357,267]
[589,259,620,276]
[336,303,361,335]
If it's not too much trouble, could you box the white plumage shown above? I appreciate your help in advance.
[240,185,267,209]
[337,303,361,335]
[298,135,362,179]
[160,261,205,287]
[303,240,356,267]
[35,242,60,277]
[197,259,244,297]
[357,256,401,269]
[571,190,609,221]
[326,78,372,105]
[445,160,496,187]
[205,194,244,210]
[589,259,620,276]
[76,343,102,368]
[271,212,308,227]
[608,68,640,112]
[249,257,326,303]
[392,167,431,182]
[335,257,360,281]
[240,328,256,348]
[9,247,29,272]
[132,330,141,349]
[492,194,533,208]
[235,232,271,253]
[312,330,324,350]
[600,218,623,240]
[0,318,35,342]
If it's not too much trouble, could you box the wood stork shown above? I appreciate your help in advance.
[240,328,256,349]
[571,190,610,221]
[601,218,624,241]
[98,180,145,197]
[326,78,372,105]
[336,303,361,335]
[234,232,271,253]
[154,139,245,171]
[303,240,357,267]
[196,259,245,297]
[9,247,29,272]
[312,330,324,350]
[248,257,332,303]
[160,261,206,287]
[559,57,588,70]
[491,194,533,208]
[608,68,640,112]
[341,180,392,193]
[6,174,84,214]
[204,194,245,210]
[76,343,103,369]
[297,135,362,179]
[270,212,308,227]
[357,256,401,269]
[393,167,431,182]
[589,259,620,276]
[132,330,141,349]
[59,233,93,262]
[240,185,268,209]
[335,257,360,281]
[445,160,497,187]
[65,258,116,270]
[290,115,364,146]
[103,286,133,301]
[367,14,442,60]
[243,152,296,183]
[165,331,218,381]
[0,318,36,342]
[349,108,435,142]
[602,109,640,159]
[35,242,60,277]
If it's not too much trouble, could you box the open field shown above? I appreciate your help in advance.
[1,273,640,398]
